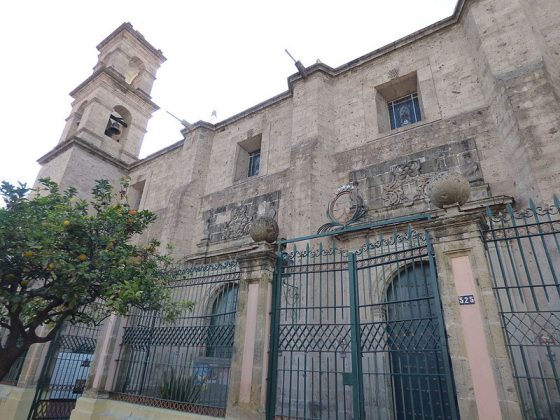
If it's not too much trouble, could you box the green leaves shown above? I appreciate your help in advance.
[0,177,185,345]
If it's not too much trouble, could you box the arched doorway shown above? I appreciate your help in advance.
[386,262,454,420]
[206,283,238,358]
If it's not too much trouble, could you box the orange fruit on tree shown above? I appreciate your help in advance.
[78,254,88,262]
[128,209,137,216]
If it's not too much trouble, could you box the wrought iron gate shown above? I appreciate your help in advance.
[28,320,102,420]
[267,227,458,420]
[111,260,240,417]
[483,200,560,419]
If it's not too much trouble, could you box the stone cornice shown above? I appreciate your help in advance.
[96,22,166,63]
[178,0,467,133]
[128,140,184,170]
[37,137,129,170]
[185,241,263,264]
[286,0,466,91]
[179,90,293,137]
[69,67,159,113]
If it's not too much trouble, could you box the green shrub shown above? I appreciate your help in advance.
[159,370,205,403]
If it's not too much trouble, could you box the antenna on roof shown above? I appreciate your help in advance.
[166,110,193,129]
[285,49,307,79]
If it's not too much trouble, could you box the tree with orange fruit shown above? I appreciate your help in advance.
[0,177,184,380]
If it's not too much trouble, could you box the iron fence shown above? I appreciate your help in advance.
[267,227,458,420]
[483,199,560,419]
[28,311,103,420]
[111,260,240,417]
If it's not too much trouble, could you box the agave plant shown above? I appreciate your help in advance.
[159,370,205,403]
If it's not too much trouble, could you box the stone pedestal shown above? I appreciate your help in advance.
[226,243,276,420]
[0,384,36,420]
[428,206,523,420]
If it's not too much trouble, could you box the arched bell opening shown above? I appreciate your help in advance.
[104,105,131,143]
[124,57,145,87]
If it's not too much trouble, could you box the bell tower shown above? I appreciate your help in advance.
[37,23,165,193]
[56,23,166,162]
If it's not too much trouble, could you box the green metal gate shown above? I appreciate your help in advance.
[483,200,560,419]
[267,226,459,420]
[28,320,102,420]
[111,260,240,417]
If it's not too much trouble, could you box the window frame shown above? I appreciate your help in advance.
[388,92,422,130]
[234,133,262,183]
[247,149,261,178]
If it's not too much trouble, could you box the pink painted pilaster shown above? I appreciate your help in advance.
[239,282,259,403]
[451,255,502,420]
[226,242,275,420]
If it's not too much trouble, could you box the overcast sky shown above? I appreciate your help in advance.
[0,0,457,188]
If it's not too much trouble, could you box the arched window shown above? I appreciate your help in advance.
[386,262,453,420]
[104,105,131,142]
[124,57,144,86]
[206,284,238,358]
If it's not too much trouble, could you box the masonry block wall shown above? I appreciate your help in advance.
[14,2,557,419]
[112,0,560,259]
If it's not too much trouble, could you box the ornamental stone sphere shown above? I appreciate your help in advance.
[249,216,279,243]
[427,172,471,208]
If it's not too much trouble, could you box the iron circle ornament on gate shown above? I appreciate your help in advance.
[267,225,459,420]
[318,184,367,233]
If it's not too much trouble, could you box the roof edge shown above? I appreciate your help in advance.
[286,0,466,88]
[96,22,166,62]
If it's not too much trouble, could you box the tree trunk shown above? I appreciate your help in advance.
[0,345,29,382]
[0,328,32,381]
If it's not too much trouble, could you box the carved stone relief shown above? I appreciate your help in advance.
[350,138,486,212]
[459,151,483,182]
[202,191,281,243]
[222,205,253,240]
[382,160,429,207]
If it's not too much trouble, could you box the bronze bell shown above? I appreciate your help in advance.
[105,121,121,137]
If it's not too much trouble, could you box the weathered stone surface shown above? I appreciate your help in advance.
[249,217,279,243]
[202,191,280,244]
[349,139,483,215]
[28,1,560,419]
[427,172,471,208]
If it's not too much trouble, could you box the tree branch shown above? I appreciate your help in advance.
[26,298,63,330]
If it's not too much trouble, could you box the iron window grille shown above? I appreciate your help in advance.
[112,260,240,417]
[388,93,421,130]
[248,150,260,177]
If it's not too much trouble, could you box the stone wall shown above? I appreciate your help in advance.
[122,0,560,251]
[202,191,280,244]
[25,1,560,419]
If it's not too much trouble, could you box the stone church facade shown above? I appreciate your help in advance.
[2,0,560,419]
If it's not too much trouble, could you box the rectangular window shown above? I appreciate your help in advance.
[388,93,421,129]
[234,134,261,182]
[247,150,260,177]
